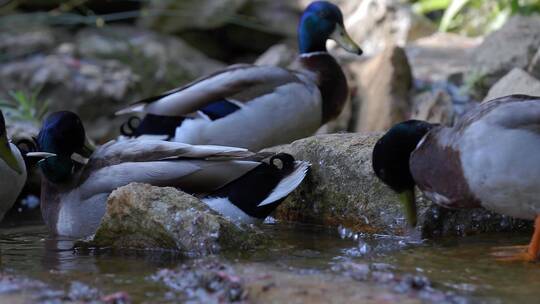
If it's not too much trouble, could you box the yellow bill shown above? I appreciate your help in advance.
[398,189,417,227]
[0,140,22,174]
[330,24,363,55]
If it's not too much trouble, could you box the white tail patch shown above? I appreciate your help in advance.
[202,197,259,224]
[115,104,146,115]
[257,161,310,207]
[26,151,57,158]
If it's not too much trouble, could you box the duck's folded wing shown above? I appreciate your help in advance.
[115,65,301,116]
[78,159,261,199]
[482,95,540,133]
[88,139,253,171]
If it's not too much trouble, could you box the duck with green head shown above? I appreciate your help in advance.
[372,94,540,262]
[34,111,309,238]
[0,110,27,221]
[116,1,362,151]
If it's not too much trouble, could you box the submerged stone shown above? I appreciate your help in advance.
[80,183,268,256]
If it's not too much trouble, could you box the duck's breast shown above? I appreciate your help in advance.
[410,128,481,209]
[56,190,109,238]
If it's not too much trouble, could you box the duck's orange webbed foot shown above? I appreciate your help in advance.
[491,216,540,263]
[491,245,536,262]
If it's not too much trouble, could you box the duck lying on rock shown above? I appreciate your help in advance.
[31,111,309,238]
[116,1,362,151]
[0,110,27,221]
[372,94,540,261]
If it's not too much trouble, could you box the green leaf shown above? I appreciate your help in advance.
[440,0,473,32]
[412,0,451,15]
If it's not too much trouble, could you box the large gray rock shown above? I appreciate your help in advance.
[74,26,225,97]
[352,46,413,132]
[242,0,301,37]
[333,0,436,56]
[139,0,247,33]
[82,183,267,256]
[483,68,540,102]
[0,27,66,63]
[0,26,225,141]
[527,48,540,79]
[266,133,531,237]
[405,32,482,82]
[468,16,540,97]
[411,89,455,126]
[0,53,139,140]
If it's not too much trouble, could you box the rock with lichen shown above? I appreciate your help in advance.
[265,133,531,237]
[80,183,268,255]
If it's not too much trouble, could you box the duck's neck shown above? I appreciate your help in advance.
[298,52,348,124]
[40,179,62,234]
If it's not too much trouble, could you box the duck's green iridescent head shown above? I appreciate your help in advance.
[36,111,92,183]
[298,1,362,54]
[0,110,23,174]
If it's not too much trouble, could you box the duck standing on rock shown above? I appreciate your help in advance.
[31,111,309,238]
[372,94,540,262]
[0,110,27,221]
[116,1,362,151]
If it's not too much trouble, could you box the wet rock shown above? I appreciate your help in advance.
[468,16,540,97]
[483,68,540,102]
[139,0,247,33]
[411,89,455,125]
[405,32,482,82]
[265,133,531,237]
[238,263,420,304]
[83,183,267,255]
[352,46,413,132]
[151,259,247,303]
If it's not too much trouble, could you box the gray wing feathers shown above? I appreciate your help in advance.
[79,159,260,199]
[117,65,300,116]
[89,139,253,169]
[484,98,540,133]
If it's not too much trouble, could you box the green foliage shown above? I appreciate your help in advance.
[0,89,49,123]
[410,0,540,36]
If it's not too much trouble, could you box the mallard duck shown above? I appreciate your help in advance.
[32,111,309,238]
[116,1,362,151]
[0,110,26,221]
[372,94,540,261]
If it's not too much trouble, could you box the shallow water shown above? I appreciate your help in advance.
[1,221,540,303]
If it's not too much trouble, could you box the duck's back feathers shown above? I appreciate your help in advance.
[116,65,302,117]
[78,139,257,195]
[412,94,540,217]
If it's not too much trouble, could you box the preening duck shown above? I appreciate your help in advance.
[33,111,309,238]
[116,1,362,151]
[0,110,26,221]
[372,94,540,261]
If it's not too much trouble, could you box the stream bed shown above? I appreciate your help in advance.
[1,221,539,303]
